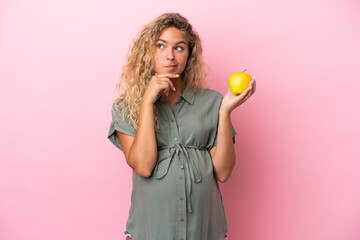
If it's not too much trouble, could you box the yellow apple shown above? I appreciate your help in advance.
[229,72,252,95]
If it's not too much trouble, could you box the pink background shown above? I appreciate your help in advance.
[1,0,360,239]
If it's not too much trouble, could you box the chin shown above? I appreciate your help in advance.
[163,69,178,74]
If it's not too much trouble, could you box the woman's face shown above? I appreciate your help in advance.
[152,27,190,75]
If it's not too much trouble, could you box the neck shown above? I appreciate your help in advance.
[162,76,186,100]
[173,77,186,94]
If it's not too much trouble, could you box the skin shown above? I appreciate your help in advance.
[116,27,257,183]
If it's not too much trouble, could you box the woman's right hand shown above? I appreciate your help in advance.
[142,73,178,104]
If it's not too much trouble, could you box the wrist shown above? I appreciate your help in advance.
[141,97,155,108]
[219,108,231,119]
[141,93,156,105]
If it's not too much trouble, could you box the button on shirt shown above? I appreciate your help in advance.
[108,85,236,240]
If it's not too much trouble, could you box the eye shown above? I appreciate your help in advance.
[175,46,183,51]
[156,44,164,49]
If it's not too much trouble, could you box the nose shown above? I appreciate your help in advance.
[166,48,175,60]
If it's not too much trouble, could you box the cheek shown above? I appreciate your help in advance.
[180,55,189,68]
[153,54,161,69]
[179,52,189,63]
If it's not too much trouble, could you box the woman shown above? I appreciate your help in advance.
[108,13,256,240]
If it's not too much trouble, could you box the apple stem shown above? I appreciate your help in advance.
[242,69,247,73]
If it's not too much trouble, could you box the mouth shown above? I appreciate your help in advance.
[165,65,177,68]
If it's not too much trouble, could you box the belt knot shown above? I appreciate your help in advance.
[153,143,206,213]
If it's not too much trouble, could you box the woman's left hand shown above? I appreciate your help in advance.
[220,78,256,114]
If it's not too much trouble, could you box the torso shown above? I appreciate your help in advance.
[124,86,235,240]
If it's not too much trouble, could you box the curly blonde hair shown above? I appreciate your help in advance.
[113,13,207,131]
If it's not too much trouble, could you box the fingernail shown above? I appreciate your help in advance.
[173,87,176,91]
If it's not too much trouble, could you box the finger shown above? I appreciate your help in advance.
[252,77,256,87]
[252,80,256,92]
[242,92,252,104]
[156,73,180,79]
[161,88,169,96]
[151,74,159,82]
[241,87,254,102]
[236,92,250,106]
[241,85,253,95]
[247,84,253,94]
[249,79,256,94]
[228,88,239,97]
[159,82,171,96]
[250,77,255,87]
[158,77,176,91]
[237,85,252,99]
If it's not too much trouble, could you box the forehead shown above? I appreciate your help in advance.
[157,27,188,44]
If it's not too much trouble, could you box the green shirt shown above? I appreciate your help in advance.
[108,85,236,240]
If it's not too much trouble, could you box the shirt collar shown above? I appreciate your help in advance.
[181,84,195,104]
[156,84,195,105]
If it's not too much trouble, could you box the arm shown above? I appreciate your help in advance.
[116,73,177,178]
[210,79,256,183]
[209,111,236,183]
[116,99,157,178]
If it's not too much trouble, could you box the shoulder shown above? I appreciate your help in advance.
[195,87,223,102]
[110,99,136,129]
[191,88,223,112]
[111,98,126,114]
[111,99,128,122]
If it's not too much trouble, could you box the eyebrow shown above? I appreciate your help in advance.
[157,39,187,45]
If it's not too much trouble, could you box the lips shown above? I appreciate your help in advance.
[165,65,177,67]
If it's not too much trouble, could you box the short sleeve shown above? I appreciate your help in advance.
[213,123,237,146]
[205,89,237,150]
[107,101,137,151]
